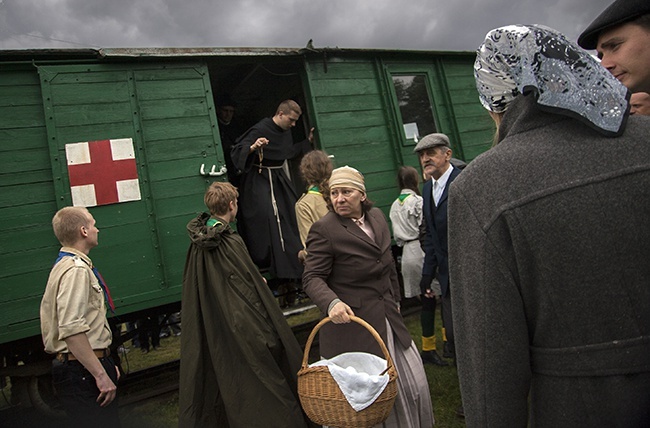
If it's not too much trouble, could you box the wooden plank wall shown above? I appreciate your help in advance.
[0,63,222,344]
[440,57,494,161]
[132,65,223,293]
[0,67,59,344]
[306,56,398,213]
[306,52,494,217]
[38,65,167,316]
[0,51,493,345]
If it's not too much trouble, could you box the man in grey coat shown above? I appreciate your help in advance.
[450,25,650,427]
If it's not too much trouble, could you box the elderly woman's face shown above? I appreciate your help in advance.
[330,187,365,219]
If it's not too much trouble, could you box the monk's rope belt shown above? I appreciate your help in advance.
[253,162,287,252]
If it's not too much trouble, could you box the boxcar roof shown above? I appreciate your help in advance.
[0,46,475,61]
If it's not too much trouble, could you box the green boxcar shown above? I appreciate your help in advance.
[0,46,493,402]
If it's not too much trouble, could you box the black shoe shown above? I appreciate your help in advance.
[421,350,449,366]
[456,405,465,418]
[443,341,455,359]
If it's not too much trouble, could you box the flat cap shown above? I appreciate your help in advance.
[413,133,450,153]
[578,0,650,50]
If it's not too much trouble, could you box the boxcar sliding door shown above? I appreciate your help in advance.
[303,55,400,213]
[37,62,224,316]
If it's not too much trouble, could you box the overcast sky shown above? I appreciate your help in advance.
[0,0,612,52]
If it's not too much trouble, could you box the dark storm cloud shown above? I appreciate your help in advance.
[0,0,615,51]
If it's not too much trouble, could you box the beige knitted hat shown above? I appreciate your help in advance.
[328,166,365,193]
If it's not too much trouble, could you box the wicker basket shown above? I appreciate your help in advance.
[297,316,398,427]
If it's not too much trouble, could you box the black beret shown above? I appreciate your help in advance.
[578,0,650,49]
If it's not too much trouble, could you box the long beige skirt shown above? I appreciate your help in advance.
[374,319,435,427]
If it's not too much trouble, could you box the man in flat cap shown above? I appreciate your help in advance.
[415,133,462,370]
[578,0,650,93]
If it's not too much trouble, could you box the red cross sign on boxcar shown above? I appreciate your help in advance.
[65,138,141,207]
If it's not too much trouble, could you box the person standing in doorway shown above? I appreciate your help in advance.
[231,100,314,284]
[216,94,242,186]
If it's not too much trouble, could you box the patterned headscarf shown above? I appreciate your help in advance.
[474,24,630,136]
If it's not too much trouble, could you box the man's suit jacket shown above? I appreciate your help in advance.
[422,166,461,296]
[302,208,413,359]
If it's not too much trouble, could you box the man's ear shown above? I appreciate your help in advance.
[80,225,88,237]
[229,200,236,212]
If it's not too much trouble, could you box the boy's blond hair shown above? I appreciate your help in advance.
[204,182,238,216]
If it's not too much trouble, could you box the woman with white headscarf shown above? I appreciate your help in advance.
[449,25,650,427]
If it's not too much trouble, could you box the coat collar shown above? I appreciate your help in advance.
[426,166,460,209]
[337,208,382,248]
[498,94,573,144]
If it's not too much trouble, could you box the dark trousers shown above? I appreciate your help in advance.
[421,295,437,338]
[51,356,121,428]
[137,316,161,351]
[441,286,455,350]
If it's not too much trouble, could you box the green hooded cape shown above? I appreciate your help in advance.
[178,213,310,428]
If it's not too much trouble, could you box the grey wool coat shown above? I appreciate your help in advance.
[302,208,413,359]
[448,95,650,427]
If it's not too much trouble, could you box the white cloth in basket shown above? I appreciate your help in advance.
[311,352,390,412]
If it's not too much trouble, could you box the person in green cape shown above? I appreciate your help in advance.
[178,181,312,428]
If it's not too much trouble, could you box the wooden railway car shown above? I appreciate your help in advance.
[0,45,494,409]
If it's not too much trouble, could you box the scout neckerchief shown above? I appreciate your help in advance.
[55,251,116,313]
[207,218,223,228]
[397,193,412,205]
[307,186,321,195]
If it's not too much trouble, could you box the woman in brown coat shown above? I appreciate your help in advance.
[302,166,434,427]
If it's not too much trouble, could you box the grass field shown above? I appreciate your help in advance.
[403,312,465,428]
[118,305,466,428]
